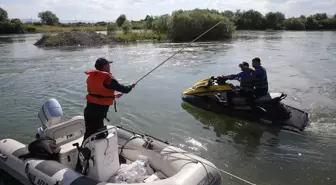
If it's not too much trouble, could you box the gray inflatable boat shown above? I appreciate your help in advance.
[0,98,221,185]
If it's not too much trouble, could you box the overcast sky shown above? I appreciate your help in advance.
[1,0,335,22]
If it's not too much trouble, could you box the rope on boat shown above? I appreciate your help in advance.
[117,123,257,185]
[135,21,223,84]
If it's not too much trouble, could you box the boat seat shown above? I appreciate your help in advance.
[44,116,85,146]
[43,116,86,169]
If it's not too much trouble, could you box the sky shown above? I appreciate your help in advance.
[0,0,335,22]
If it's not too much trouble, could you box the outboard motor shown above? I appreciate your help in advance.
[36,98,63,139]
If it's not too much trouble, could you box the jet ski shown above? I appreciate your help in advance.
[181,76,309,133]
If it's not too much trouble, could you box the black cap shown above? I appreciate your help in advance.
[252,57,261,63]
[239,61,249,68]
[95,57,113,70]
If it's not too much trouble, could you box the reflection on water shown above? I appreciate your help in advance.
[181,102,282,151]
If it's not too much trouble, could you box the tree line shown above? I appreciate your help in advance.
[0,7,59,34]
[139,9,336,31]
[112,9,336,41]
[1,6,336,39]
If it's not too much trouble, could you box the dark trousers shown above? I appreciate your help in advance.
[239,90,256,109]
[83,102,109,141]
[254,88,268,99]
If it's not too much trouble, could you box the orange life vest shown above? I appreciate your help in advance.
[85,70,115,106]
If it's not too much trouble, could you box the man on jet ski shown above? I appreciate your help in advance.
[241,57,268,98]
[220,62,256,109]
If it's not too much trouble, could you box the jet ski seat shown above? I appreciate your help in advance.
[254,93,286,104]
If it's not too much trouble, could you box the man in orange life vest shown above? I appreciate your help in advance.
[83,57,136,140]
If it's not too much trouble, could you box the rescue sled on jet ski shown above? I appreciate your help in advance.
[181,76,309,132]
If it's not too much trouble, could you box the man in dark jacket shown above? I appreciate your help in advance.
[241,57,268,98]
[76,57,135,173]
[83,57,136,140]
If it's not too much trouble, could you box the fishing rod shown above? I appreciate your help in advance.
[135,21,223,84]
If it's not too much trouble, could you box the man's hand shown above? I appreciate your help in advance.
[115,93,123,98]
[131,82,136,88]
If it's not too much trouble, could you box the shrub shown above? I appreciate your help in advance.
[107,22,118,34]
[121,20,132,34]
[168,9,235,42]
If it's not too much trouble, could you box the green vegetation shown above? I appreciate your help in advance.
[34,31,167,47]
[0,7,36,34]
[116,14,127,27]
[38,11,59,25]
[168,9,234,41]
[107,22,118,35]
[33,25,106,33]
[105,9,235,42]
[113,32,167,42]
[121,20,132,34]
[1,5,335,42]
[0,7,8,21]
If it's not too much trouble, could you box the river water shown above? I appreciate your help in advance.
[0,31,335,185]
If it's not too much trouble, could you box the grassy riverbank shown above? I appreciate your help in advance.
[113,32,167,42]
[34,30,168,47]
[33,25,107,33]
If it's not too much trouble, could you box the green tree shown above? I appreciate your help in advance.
[38,11,59,25]
[306,16,321,29]
[235,9,265,30]
[152,14,170,34]
[265,12,285,29]
[116,14,126,27]
[221,10,235,21]
[319,18,336,29]
[312,13,328,21]
[144,15,154,29]
[10,18,22,24]
[121,20,132,34]
[283,18,306,30]
[0,7,8,21]
[169,9,235,42]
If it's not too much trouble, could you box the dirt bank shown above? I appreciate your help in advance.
[34,31,128,47]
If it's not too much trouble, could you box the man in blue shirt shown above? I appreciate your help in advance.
[221,62,255,108]
[241,57,269,98]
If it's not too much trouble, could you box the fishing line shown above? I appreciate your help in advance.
[112,20,257,184]
[135,21,223,84]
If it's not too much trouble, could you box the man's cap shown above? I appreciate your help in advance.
[252,57,261,63]
[95,57,113,70]
[239,61,249,68]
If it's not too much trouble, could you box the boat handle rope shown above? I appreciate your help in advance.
[135,21,224,84]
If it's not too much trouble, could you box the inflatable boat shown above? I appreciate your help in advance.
[0,98,221,185]
[182,76,309,133]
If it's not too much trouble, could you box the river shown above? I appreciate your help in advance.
[0,31,335,185]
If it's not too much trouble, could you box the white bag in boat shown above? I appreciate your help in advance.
[109,155,154,183]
